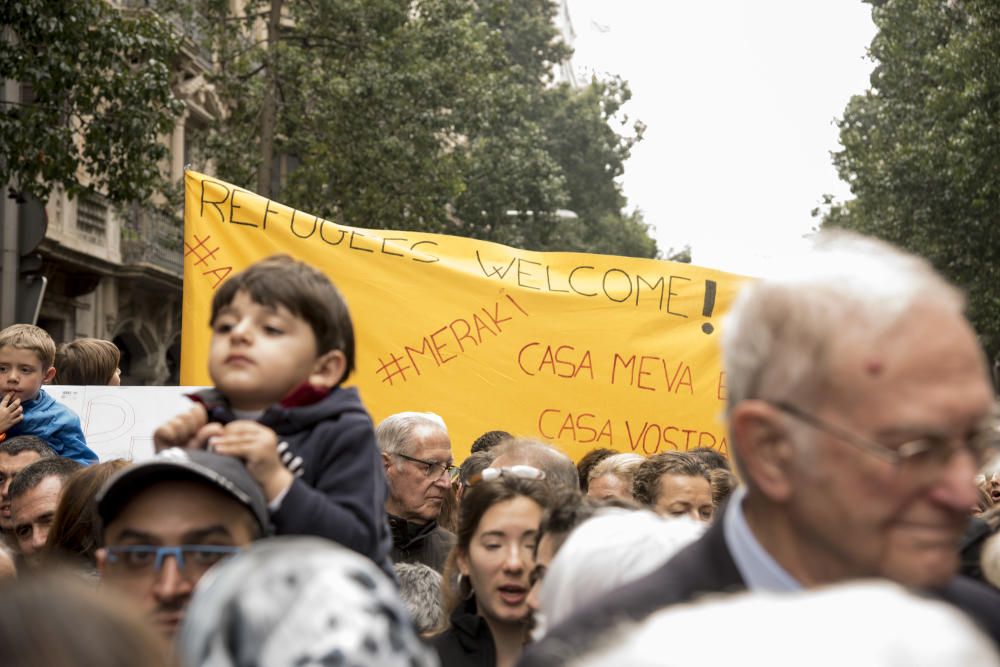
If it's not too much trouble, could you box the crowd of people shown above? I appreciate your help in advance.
[0,231,999,666]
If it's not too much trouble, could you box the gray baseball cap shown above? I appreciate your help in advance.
[97,448,271,536]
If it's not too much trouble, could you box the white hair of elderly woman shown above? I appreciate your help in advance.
[573,581,1000,667]
[538,508,705,637]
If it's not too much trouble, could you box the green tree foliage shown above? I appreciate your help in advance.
[0,0,183,203]
[821,0,1000,361]
[185,0,656,257]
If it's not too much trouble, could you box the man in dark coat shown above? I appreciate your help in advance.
[377,412,456,572]
[522,232,1000,665]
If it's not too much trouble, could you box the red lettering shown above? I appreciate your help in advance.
[517,342,539,376]
[429,327,456,364]
[538,409,559,440]
[449,318,477,352]
[637,355,657,391]
[612,353,636,385]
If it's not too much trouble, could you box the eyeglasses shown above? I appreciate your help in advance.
[103,545,242,579]
[467,465,547,487]
[394,453,457,479]
[769,400,1000,477]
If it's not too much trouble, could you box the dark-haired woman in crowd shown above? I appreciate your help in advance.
[432,473,550,667]
[44,459,130,577]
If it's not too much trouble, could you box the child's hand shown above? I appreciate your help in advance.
[0,393,23,433]
[153,404,223,451]
[209,420,293,502]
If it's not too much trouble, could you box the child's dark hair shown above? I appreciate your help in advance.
[210,255,356,378]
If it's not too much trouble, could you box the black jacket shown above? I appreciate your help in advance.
[520,501,1000,666]
[389,515,455,573]
[431,598,496,667]
[193,386,393,577]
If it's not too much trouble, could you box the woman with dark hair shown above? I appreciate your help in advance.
[44,459,130,575]
[432,473,550,667]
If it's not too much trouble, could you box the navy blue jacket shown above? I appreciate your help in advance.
[192,386,393,577]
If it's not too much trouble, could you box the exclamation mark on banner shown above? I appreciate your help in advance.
[701,280,717,334]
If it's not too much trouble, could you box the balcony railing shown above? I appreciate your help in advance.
[119,0,214,69]
[121,206,184,277]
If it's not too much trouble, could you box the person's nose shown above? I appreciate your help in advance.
[930,449,980,512]
[502,544,526,574]
[1,480,12,500]
[30,527,47,554]
[432,472,451,490]
[152,553,194,602]
[228,318,254,344]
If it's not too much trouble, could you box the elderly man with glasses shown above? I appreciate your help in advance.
[376,412,457,573]
[521,232,1000,666]
[96,448,269,641]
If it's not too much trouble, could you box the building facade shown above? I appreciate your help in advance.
[32,14,222,386]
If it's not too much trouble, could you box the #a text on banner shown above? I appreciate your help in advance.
[181,171,750,461]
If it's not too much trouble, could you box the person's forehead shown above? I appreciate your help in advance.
[658,473,710,495]
[105,478,252,537]
[220,290,297,320]
[0,346,43,367]
[0,451,42,473]
[825,304,991,418]
[13,475,62,511]
[409,427,451,456]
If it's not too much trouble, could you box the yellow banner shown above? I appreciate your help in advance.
[181,171,749,461]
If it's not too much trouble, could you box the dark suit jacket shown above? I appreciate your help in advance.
[519,503,1000,666]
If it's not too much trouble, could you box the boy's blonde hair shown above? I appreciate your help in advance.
[55,338,121,385]
[0,324,56,369]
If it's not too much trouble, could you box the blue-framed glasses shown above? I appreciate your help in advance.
[104,545,242,578]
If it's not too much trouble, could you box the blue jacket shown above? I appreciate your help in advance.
[8,389,97,464]
[192,386,394,578]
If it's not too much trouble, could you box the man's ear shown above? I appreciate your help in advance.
[43,366,56,385]
[729,400,798,503]
[382,451,394,475]
[308,350,347,389]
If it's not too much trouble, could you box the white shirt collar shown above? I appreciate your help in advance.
[722,486,802,592]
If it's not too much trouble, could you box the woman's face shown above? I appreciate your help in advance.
[459,496,542,627]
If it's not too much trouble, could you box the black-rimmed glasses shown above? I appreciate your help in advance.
[768,399,999,475]
[394,453,457,479]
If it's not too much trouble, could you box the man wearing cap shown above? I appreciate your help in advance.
[96,448,270,639]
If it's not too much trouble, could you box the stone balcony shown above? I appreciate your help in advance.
[121,205,184,279]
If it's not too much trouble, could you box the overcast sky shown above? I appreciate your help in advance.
[565,0,878,276]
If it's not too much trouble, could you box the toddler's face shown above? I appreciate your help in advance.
[0,346,54,403]
[208,290,322,411]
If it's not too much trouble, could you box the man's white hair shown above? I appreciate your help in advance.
[722,230,964,415]
[375,412,448,463]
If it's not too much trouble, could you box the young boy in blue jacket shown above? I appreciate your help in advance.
[0,324,97,464]
[154,255,393,574]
